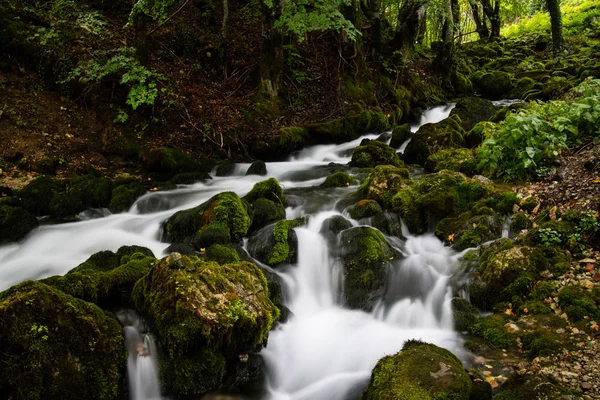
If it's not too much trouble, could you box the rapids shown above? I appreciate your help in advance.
[0,104,463,400]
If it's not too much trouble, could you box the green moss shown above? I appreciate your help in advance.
[248,198,286,233]
[452,298,480,332]
[469,314,514,348]
[268,127,309,154]
[205,244,240,264]
[558,285,600,322]
[357,165,413,207]
[132,254,278,360]
[340,227,399,310]
[268,219,304,265]
[162,191,251,248]
[519,197,537,212]
[18,176,61,215]
[160,347,226,396]
[363,341,471,400]
[389,124,411,148]
[0,205,39,244]
[476,71,514,99]
[0,281,126,400]
[42,247,155,307]
[404,114,466,165]
[510,77,537,99]
[321,171,357,188]
[449,97,497,131]
[510,212,531,236]
[436,210,503,251]
[349,200,383,220]
[424,148,476,174]
[145,147,194,173]
[108,182,146,213]
[49,175,113,218]
[390,188,422,234]
[350,141,403,168]
[243,178,287,206]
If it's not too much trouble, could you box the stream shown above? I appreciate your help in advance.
[0,104,465,399]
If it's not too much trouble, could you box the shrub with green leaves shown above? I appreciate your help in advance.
[477,78,600,181]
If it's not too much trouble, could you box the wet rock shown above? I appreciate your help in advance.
[0,205,39,244]
[389,124,411,148]
[350,141,404,168]
[320,171,356,188]
[449,97,497,131]
[246,160,267,176]
[247,218,304,267]
[403,114,466,165]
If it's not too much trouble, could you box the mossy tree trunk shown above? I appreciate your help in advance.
[220,0,229,76]
[469,0,489,39]
[394,0,429,52]
[259,0,284,99]
[133,11,149,66]
[479,0,501,39]
[438,0,455,73]
[360,0,382,55]
[546,0,563,51]
[342,0,367,76]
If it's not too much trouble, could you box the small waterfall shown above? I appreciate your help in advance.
[118,311,162,400]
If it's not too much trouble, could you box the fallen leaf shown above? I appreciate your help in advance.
[505,308,514,315]
[448,234,455,242]
[523,308,528,313]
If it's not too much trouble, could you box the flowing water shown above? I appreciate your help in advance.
[0,104,464,399]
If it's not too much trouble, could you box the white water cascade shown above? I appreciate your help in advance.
[118,310,162,400]
[0,105,462,400]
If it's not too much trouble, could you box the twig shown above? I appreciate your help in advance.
[148,0,192,36]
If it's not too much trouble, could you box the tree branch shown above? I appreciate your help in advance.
[148,0,192,36]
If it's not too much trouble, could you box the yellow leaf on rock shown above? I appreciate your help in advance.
[448,234,455,242]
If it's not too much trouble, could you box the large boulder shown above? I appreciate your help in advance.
[339,226,400,310]
[144,147,195,174]
[161,191,251,249]
[435,209,504,251]
[449,97,497,131]
[389,123,411,148]
[363,340,471,400]
[0,281,126,400]
[424,148,476,174]
[48,175,113,218]
[247,218,304,267]
[132,254,278,397]
[320,171,357,188]
[0,205,39,244]
[403,115,466,165]
[42,246,155,308]
[356,165,413,206]
[476,71,514,100]
[18,176,61,215]
[350,141,404,168]
[243,178,287,206]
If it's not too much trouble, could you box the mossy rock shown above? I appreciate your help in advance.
[340,226,400,311]
[464,121,492,148]
[108,181,146,213]
[403,115,466,166]
[0,205,39,244]
[205,244,240,264]
[541,76,574,100]
[436,211,503,251]
[449,97,497,131]
[18,176,61,216]
[247,218,304,267]
[320,215,353,244]
[132,253,278,397]
[469,314,515,349]
[42,247,156,308]
[489,102,528,123]
[0,281,126,400]
[247,198,286,233]
[557,285,600,322]
[357,165,413,207]
[161,191,251,248]
[424,148,476,174]
[349,199,383,220]
[268,127,310,155]
[493,374,573,400]
[49,175,114,218]
[389,124,411,148]
[246,160,267,176]
[510,77,536,99]
[243,178,287,207]
[363,340,471,400]
[170,171,212,184]
[452,297,480,332]
[145,147,195,174]
[321,171,357,188]
[476,71,514,100]
[470,244,547,310]
[350,141,404,168]
[390,188,423,234]
[306,109,390,144]
[510,212,532,236]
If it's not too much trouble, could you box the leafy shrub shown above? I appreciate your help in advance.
[477,79,600,181]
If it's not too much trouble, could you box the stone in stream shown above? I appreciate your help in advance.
[403,114,466,166]
[448,97,497,132]
[350,140,404,168]
[246,218,305,267]
[0,280,127,400]
[0,205,39,243]
[362,340,472,400]
[132,253,279,397]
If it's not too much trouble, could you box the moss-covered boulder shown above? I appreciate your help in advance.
[436,209,504,251]
[469,243,547,310]
[321,171,357,188]
[452,297,480,332]
[144,147,195,174]
[108,181,146,213]
[493,374,573,400]
[246,160,267,176]
[510,77,537,99]
[340,226,400,310]
[247,198,286,233]
[489,102,528,123]
[320,215,353,244]
[243,178,287,207]
[476,71,514,100]
[161,191,251,249]
[541,76,574,100]
[170,171,212,184]
[205,244,240,264]
[132,253,278,396]
[449,97,497,131]
[357,165,413,206]
[557,285,600,322]
[49,175,114,218]
[349,199,383,220]
[424,148,476,174]
[403,115,466,165]
[42,246,155,308]
[363,340,471,400]
[0,205,39,244]
[389,124,411,148]
[390,188,423,234]
[247,218,304,267]
[0,281,126,400]
[350,141,404,168]
[18,176,61,215]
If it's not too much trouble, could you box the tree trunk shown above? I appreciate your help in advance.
[259,0,284,99]
[439,0,455,72]
[361,0,382,54]
[394,0,429,51]
[133,11,149,66]
[220,0,229,76]
[416,7,428,44]
[342,0,367,77]
[480,0,501,39]
[546,0,563,51]
[469,0,489,39]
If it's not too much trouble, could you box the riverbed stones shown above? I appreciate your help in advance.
[0,280,126,400]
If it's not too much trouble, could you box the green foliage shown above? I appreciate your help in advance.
[477,79,600,181]
[130,0,182,24]
[269,0,360,42]
[64,48,165,110]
